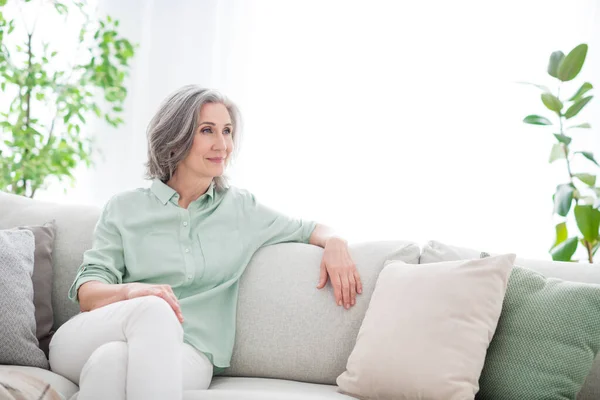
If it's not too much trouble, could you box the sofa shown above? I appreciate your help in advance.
[1,190,600,400]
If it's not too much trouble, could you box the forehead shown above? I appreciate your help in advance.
[198,103,232,123]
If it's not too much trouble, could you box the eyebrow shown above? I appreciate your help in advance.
[199,122,232,126]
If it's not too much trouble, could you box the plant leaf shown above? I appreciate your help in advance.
[550,236,578,261]
[565,96,593,119]
[54,3,68,15]
[575,205,600,243]
[516,81,551,92]
[548,51,565,78]
[591,236,600,256]
[554,134,572,145]
[553,183,574,217]
[574,173,596,187]
[549,143,566,163]
[551,222,568,249]
[569,82,593,102]
[558,43,588,82]
[541,93,563,112]
[524,115,552,125]
[575,151,600,167]
[569,123,591,129]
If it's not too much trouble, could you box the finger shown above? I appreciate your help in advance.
[163,286,182,309]
[168,294,184,322]
[316,261,328,289]
[354,270,363,294]
[348,273,356,306]
[168,292,183,316]
[154,290,174,310]
[332,273,342,306]
[340,273,351,309]
[155,291,184,323]
[163,284,177,298]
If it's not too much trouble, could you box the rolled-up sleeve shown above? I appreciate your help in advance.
[68,198,125,303]
[243,191,317,247]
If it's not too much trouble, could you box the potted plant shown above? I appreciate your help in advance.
[0,0,135,198]
[523,43,598,263]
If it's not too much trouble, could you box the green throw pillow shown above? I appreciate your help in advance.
[477,266,600,399]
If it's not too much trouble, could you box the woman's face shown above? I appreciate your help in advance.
[180,102,234,180]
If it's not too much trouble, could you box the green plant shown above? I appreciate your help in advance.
[0,0,135,197]
[523,43,598,263]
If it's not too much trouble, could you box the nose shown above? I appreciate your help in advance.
[213,131,227,151]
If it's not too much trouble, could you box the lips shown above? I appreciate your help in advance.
[207,157,225,162]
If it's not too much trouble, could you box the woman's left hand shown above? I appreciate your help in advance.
[316,237,362,309]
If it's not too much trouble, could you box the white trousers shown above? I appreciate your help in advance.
[49,296,214,400]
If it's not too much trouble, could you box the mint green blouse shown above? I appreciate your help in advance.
[68,179,316,373]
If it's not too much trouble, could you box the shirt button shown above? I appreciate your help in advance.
[185,248,190,253]
[187,274,192,280]
[183,222,188,227]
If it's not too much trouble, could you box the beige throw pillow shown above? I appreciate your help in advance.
[336,254,516,400]
[0,370,61,400]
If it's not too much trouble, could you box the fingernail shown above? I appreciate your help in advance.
[338,300,342,306]
[345,304,349,309]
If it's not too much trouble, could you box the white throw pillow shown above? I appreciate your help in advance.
[336,254,515,400]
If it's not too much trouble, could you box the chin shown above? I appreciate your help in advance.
[210,169,225,177]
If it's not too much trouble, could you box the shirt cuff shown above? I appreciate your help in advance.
[68,273,113,303]
[302,220,318,244]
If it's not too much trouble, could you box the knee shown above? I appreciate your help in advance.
[130,296,183,337]
[80,341,128,385]
[85,341,128,371]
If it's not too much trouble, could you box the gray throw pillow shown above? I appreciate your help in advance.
[0,229,49,369]
[17,222,56,359]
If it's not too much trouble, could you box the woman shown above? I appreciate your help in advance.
[48,85,363,400]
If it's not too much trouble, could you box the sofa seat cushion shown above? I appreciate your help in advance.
[67,377,359,400]
[183,377,357,399]
[0,365,78,399]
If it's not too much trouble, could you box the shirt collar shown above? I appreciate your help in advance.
[151,179,215,206]
[202,180,216,201]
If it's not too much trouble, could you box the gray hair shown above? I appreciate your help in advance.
[145,84,242,192]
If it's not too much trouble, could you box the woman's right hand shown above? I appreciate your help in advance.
[125,283,184,323]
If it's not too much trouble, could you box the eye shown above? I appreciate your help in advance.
[201,127,212,134]
[224,128,232,135]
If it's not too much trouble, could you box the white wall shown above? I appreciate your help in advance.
[34,0,600,260]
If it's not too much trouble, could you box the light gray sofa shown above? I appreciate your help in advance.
[1,190,600,400]
[0,191,421,399]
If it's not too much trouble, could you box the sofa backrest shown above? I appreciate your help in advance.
[227,240,420,384]
[0,191,421,385]
[0,192,100,328]
[420,240,600,283]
